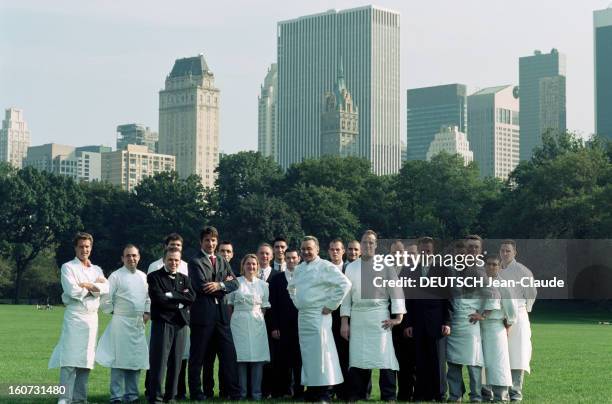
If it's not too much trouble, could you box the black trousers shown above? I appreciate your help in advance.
[348,367,397,401]
[188,322,240,399]
[275,334,303,398]
[413,334,446,401]
[148,321,187,404]
[176,359,187,398]
[332,332,350,400]
[395,335,417,401]
[202,338,227,397]
[304,385,331,402]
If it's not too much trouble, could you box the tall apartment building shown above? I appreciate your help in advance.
[406,84,467,161]
[594,7,612,139]
[101,144,175,192]
[24,143,106,182]
[277,6,401,174]
[468,85,520,179]
[426,126,473,166]
[117,124,158,153]
[519,49,566,160]
[0,108,31,168]
[159,55,219,187]
[258,63,278,161]
[320,63,359,157]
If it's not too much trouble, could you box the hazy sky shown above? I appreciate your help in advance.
[0,0,607,154]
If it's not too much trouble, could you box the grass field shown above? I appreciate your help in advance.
[0,302,611,403]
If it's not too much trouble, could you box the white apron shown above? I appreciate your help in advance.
[228,277,270,362]
[508,306,532,373]
[96,267,150,370]
[481,318,512,387]
[49,258,108,369]
[341,259,405,370]
[299,310,343,386]
[446,297,484,367]
[288,257,351,387]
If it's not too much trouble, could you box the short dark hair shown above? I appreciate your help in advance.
[484,254,501,263]
[164,233,183,246]
[501,239,517,249]
[73,232,94,247]
[273,236,288,246]
[122,244,139,255]
[465,234,482,242]
[219,240,233,247]
[200,226,219,241]
[362,230,377,240]
[328,238,345,248]
[285,247,300,255]
[164,246,182,258]
[417,236,434,246]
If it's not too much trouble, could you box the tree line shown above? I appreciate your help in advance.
[1,131,610,303]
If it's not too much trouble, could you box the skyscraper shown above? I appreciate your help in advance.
[320,62,359,157]
[406,84,467,161]
[519,49,566,160]
[468,85,520,179]
[258,63,278,161]
[117,123,158,153]
[594,7,612,140]
[24,143,105,182]
[0,108,31,168]
[277,6,401,174]
[158,55,219,188]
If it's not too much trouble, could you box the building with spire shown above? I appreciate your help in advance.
[158,54,219,187]
[0,108,31,168]
[258,63,278,161]
[320,61,359,157]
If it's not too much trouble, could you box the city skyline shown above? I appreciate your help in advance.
[0,1,607,155]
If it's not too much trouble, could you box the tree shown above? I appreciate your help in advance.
[0,167,84,303]
[395,153,491,239]
[285,184,359,248]
[490,131,612,238]
[221,194,303,260]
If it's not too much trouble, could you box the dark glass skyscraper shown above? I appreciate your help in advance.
[518,49,566,160]
[594,8,612,140]
[406,84,467,161]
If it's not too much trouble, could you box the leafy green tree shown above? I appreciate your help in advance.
[285,184,359,248]
[0,167,84,303]
[490,131,612,238]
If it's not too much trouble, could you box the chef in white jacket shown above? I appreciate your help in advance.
[500,240,536,401]
[227,253,271,400]
[49,232,109,404]
[288,236,351,402]
[340,230,406,402]
[470,255,517,402]
[96,244,150,403]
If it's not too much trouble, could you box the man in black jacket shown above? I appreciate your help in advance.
[269,247,303,399]
[148,247,195,404]
[402,237,452,402]
[188,226,240,400]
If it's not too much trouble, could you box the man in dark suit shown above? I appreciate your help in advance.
[147,247,196,404]
[188,226,240,401]
[269,247,303,399]
[402,237,452,402]
[256,242,281,398]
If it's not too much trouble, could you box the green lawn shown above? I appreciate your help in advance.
[0,303,610,403]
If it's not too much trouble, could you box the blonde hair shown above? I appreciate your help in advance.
[240,253,259,276]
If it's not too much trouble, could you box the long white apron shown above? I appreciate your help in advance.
[508,306,532,373]
[481,319,512,387]
[299,309,343,386]
[49,307,98,369]
[96,314,149,369]
[349,307,399,370]
[446,298,484,367]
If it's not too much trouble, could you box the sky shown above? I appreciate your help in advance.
[0,0,608,154]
